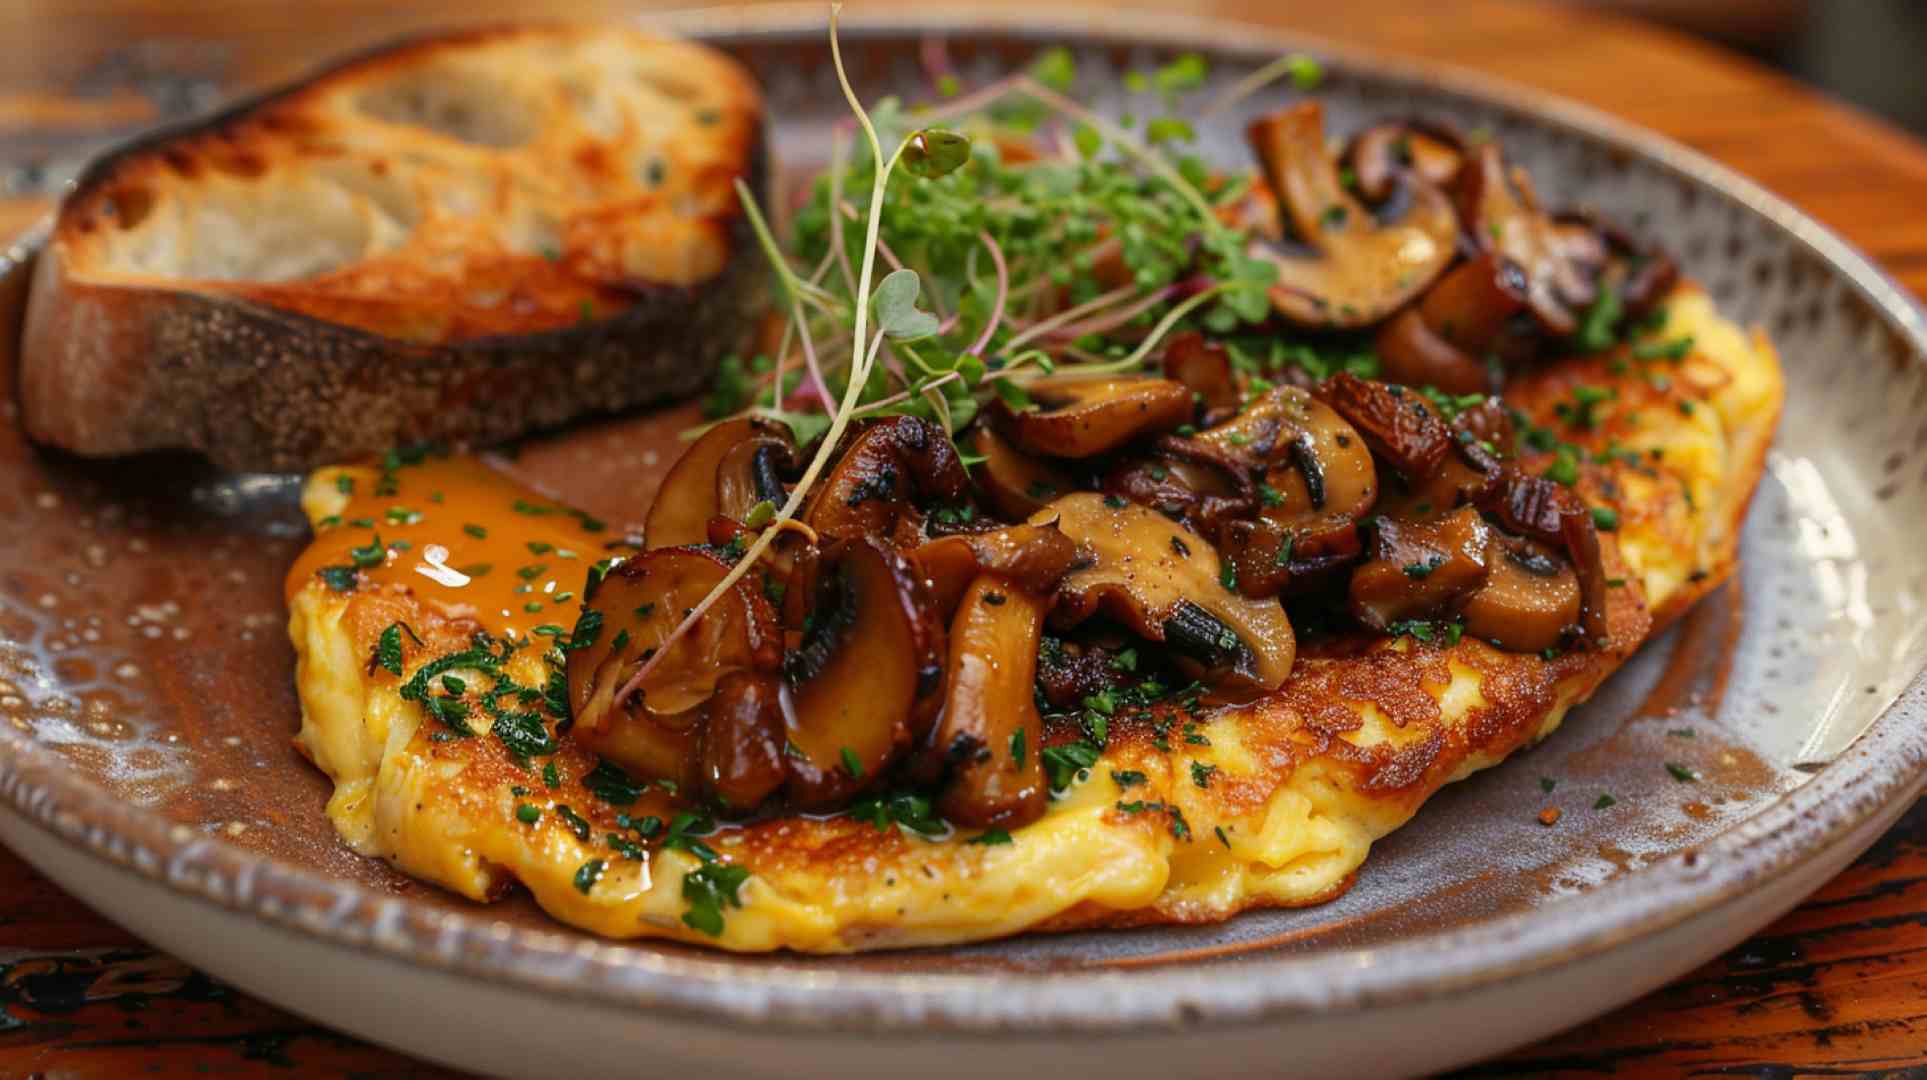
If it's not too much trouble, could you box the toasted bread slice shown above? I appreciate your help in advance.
[19,24,766,471]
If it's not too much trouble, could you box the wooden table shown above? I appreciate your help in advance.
[2,1,1925,1075]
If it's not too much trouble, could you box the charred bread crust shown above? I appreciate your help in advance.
[19,24,767,471]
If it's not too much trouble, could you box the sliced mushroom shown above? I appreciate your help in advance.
[1376,308,1491,398]
[993,374,1192,458]
[1346,120,1466,202]
[1247,102,1459,328]
[1455,142,1598,336]
[910,522,1078,620]
[702,671,788,811]
[1161,331,1241,420]
[645,418,797,549]
[1313,372,1455,481]
[929,576,1049,829]
[780,536,946,809]
[1201,385,1379,537]
[1554,208,1679,321]
[1461,536,1581,653]
[806,415,968,544]
[1037,493,1295,693]
[1347,506,1493,631]
[970,424,1076,521]
[1473,466,1611,645]
[567,546,783,789]
[1375,252,1532,393]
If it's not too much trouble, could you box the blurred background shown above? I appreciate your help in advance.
[1,0,1923,210]
[1572,0,1927,135]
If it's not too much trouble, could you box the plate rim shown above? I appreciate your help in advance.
[1,0,1924,1035]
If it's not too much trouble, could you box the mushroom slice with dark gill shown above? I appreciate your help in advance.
[910,522,1078,621]
[1037,492,1295,694]
[1247,102,1458,329]
[1167,384,1380,597]
[1553,208,1680,323]
[1345,119,1466,202]
[644,418,797,549]
[970,424,1076,521]
[805,415,968,545]
[1460,535,1581,654]
[994,373,1193,459]
[927,576,1050,829]
[1197,385,1379,531]
[1347,506,1493,632]
[566,546,783,793]
[1454,142,1601,336]
[780,536,946,809]
[1473,466,1612,646]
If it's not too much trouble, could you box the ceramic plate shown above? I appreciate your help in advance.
[1,6,1924,1077]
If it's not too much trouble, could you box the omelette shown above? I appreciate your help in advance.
[284,284,1780,951]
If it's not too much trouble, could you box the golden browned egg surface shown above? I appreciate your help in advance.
[284,285,1781,951]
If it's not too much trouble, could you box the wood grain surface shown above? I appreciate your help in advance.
[1,1,1925,1075]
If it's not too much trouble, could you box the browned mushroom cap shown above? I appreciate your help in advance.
[993,374,1192,459]
[806,415,968,544]
[910,521,1078,621]
[780,536,946,809]
[1036,493,1296,693]
[1202,386,1379,527]
[645,418,797,549]
[1161,331,1241,420]
[1553,208,1679,320]
[970,424,1076,521]
[928,576,1050,829]
[1375,250,1535,394]
[1454,142,1598,336]
[1473,466,1611,645]
[1347,506,1493,632]
[567,546,783,789]
[1346,120,1467,202]
[1104,453,1251,538]
[702,671,789,811]
[1313,372,1455,481]
[1461,536,1581,653]
[1247,102,1459,329]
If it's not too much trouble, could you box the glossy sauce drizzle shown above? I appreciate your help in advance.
[284,453,623,641]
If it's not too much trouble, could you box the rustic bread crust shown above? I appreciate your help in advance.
[19,24,767,470]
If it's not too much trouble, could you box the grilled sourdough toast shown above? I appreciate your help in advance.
[19,24,766,471]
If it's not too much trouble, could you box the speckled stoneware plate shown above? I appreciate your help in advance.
[1,6,1924,1077]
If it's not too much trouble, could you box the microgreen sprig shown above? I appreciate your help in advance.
[616,4,958,702]
[647,12,1293,703]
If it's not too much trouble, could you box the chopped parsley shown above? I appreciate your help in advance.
[573,858,606,894]
[1043,740,1103,791]
[1402,555,1445,579]
[555,804,593,842]
[681,862,750,937]
[848,789,948,838]
[584,759,646,806]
